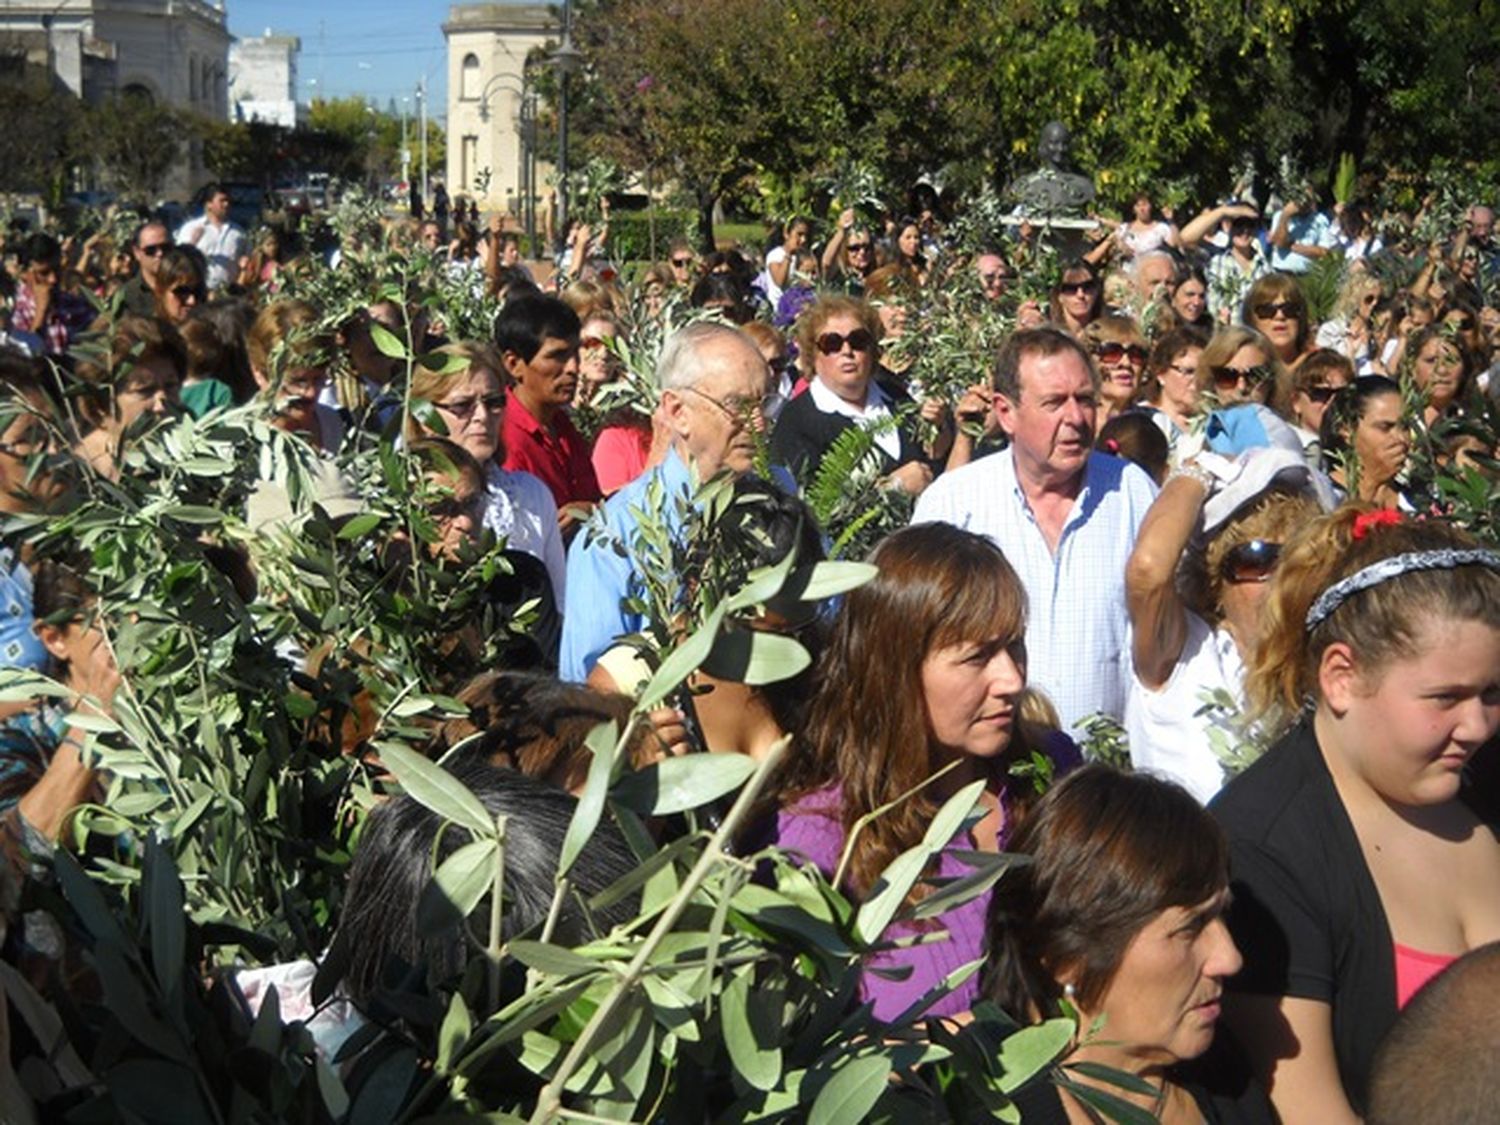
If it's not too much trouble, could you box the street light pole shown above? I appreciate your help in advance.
[418,77,429,208]
[553,0,582,247]
[400,95,410,190]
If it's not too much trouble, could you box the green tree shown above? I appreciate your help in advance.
[0,59,83,205]
[86,91,184,201]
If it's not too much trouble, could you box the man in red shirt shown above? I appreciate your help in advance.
[496,295,601,539]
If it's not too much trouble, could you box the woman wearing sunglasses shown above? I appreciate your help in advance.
[1279,349,1354,468]
[1083,316,1150,423]
[152,246,210,326]
[1242,273,1312,370]
[407,341,566,611]
[769,296,936,494]
[1197,326,1282,410]
[1047,260,1105,338]
[1125,447,1326,803]
[820,208,879,295]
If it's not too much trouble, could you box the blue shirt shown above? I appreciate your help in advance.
[911,449,1158,733]
[1270,211,1337,274]
[0,549,46,671]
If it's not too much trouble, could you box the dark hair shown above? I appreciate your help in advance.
[1047,259,1103,326]
[155,245,208,295]
[1369,942,1500,1125]
[0,351,62,412]
[777,523,1035,902]
[33,554,92,624]
[1096,411,1168,483]
[74,316,186,429]
[337,759,639,1009]
[492,294,580,362]
[689,273,755,325]
[993,325,1096,402]
[982,765,1228,1017]
[189,299,256,402]
[1242,272,1309,355]
[1318,373,1401,464]
[408,435,485,496]
[1401,323,1474,406]
[132,219,169,249]
[21,232,60,268]
[1144,325,1209,403]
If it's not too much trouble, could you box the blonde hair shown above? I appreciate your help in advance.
[404,341,504,441]
[247,300,333,381]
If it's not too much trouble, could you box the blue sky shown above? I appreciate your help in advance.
[228,0,450,115]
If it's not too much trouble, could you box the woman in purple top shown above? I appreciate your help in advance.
[768,523,1080,1021]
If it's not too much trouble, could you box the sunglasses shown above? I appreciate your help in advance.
[436,392,506,420]
[1220,539,1282,584]
[1211,364,1274,390]
[139,243,169,258]
[431,496,479,521]
[847,242,873,253]
[816,328,876,355]
[171,284,206,302]
[1450,316,1475,330]
[671,257,693,268]
[1096,342,1148,364]
[1059,280,1098,296]
[1304,384,1340,404]
[1253,301,1304,320]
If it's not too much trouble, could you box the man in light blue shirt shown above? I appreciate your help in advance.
[1269,197,1337,274]
[560,323,774,682]
[913,327,1157,733]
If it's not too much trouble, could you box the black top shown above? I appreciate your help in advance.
[769,371,927,483]
[1009,1032,1275,1124]
[1210,720,1500,1115]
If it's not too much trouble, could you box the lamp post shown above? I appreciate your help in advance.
[417,77,429,208]
[400,95,410,191]
[478,70,538,255]
[551,0,583,245]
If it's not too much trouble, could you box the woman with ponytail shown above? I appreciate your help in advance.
[1212,505,1500,1123]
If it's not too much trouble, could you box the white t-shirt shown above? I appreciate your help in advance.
[758,246,790,306]
[483,463,567,612]
[1125,612,1245,804]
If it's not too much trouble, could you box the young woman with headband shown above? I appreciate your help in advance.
[1211,505,1500,1122]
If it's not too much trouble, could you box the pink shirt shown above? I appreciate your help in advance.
[1394,943,1457,1009]
[591,422,652,495]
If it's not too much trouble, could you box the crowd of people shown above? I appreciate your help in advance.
[0,170,1498,1122]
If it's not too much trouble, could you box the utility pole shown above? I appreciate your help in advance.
[400,95,410,189]
[418,77,429,206]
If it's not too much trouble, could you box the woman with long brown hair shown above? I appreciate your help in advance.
[767,522,1079,1020]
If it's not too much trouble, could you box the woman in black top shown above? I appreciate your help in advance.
[984,766,1273,1124]
[1212,505,1500,1121]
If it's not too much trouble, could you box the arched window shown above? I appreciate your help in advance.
[460,53,481,100]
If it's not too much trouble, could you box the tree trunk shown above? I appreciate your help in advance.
[695,185,716,254]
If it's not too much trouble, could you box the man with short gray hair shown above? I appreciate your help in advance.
[559,321,776,681]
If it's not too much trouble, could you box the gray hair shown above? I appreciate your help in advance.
[1132,249,1174,279]
[656,320,753,393]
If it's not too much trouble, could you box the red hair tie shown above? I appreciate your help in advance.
[1103,438,1121,454]
[1352,509,1403,539]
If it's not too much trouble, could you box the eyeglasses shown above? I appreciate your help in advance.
[580,335,611,350]
[435,392,506,420]
[1450,316,1475,330]
[685,386,775,421]
[171,284,206,303]
[1211,364,1275,391]
[1253,301,1304,320]
[1166,363,1199,378]
[138,243,169,258]
[1304,384,1340,404]
[816,328,876,355]
[431,496,480,521]
[1059,280,1098,296]
[1220,539,1282,584]
[847,242,873,254]
[1095,342,1148,364]
[671,257,693,268]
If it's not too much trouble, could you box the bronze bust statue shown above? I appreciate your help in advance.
[1008,121,1096,217]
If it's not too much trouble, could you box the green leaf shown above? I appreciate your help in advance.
[376,741,495,836]
[417,839,498,936]
[610,752,756,815]
[507,940,602,977]
[808,1054,892,1125]
[64,710,119,734]
[416,350,476,374]
[143,839,185,1002]
[782,560,878,601]
[996,1018,1074,1093]
[721,966,781,1092]
[636,603,729,708]
[1056,1077,1162,1125]
[161,504,226,525]
[436,990,472,1074]
[903,852,1020,922]
[720,549,798,615]
[557,719,620,879]
[701,629,811,685]
[337,512,383,540]
[369,321,409,360]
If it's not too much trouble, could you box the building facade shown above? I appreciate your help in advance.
[0,0,230,195]
[442,3,556,219]
[229,31,302,129]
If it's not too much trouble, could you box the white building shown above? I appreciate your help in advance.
[443,3,556,218]
[229,30,303,129]
[0,0,230,195]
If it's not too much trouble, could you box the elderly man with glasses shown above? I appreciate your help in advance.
[560,321,785,683]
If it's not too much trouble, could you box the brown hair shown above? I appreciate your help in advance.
[75,315,187,428]
[982,765,1228,1017]
[792,295,882,378]
[1143,324,1209,404]
[777,523,1037,901]
[246,299,334,382]
[992,326,1095,402]
[1242,272,1309,356]
[1196,325,1283,398]
[1246,506,1500,731]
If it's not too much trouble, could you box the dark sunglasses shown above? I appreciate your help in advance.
[671,257,693,268]
[816,328,875,355]
[1096,342,1148,364]
[1059,280,1098,296]
[1220,539,1281,583]
[1253,300,1304,320]
[1211,364,1274,390]
[431,497,479,521]
[139,243,169,258]
[171,284,206,302]
[436,392,506,419]
[847,242,873,253]
[1304,384,1340,404]
[1450,316,1475,330]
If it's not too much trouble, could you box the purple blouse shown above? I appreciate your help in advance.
[770,735,1081,1022]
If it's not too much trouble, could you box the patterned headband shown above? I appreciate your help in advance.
[1305,549,1500,632]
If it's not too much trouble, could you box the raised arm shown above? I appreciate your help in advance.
[1124,469,1206,690]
